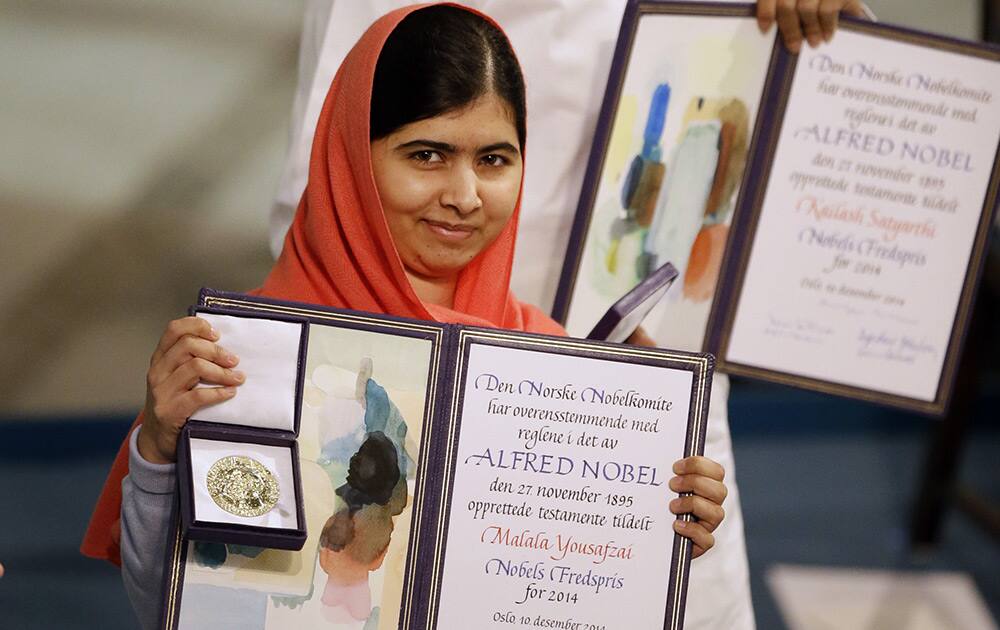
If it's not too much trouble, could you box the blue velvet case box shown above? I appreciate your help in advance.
[175,306,309,551]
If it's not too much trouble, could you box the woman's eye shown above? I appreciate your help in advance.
[480,154,508,167]
[411,150,442,163]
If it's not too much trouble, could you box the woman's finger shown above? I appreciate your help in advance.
[818,0,868,41]
[151,317,218,366]
[151,380,239,428]
[817,0,840,41]
[670,495,726,532]
[673,456,725,481]
[842,0,867,18]
[674,519,715,558]
[172,385,239,421]
[669,473,728,506]
[775,0,804,53]
[154,356,244,411]
[175,357,245,391]
[797,0,823,48]
[626,325,657,348]
[148,335,239,388]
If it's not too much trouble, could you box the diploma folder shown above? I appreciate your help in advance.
[160,288,714,630]
[554,1,1000,415]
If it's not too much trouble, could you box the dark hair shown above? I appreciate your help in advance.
[370,5,526,148]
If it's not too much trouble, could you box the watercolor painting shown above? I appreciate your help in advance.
[175,324,433,630]
[564,12,774,351]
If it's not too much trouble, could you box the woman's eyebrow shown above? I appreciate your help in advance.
[393,139,519,155]
[395,139,455,153]
[479,142,519,155]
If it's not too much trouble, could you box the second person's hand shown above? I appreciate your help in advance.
[757,0,868,53]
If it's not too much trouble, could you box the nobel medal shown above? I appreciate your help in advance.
[206,455,280,518]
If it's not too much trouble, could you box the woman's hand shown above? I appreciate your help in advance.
[757,0,868,53]
[625,325,657,348]
[137,317,245,464]
[669,456,727,559]
[623,329,727,556]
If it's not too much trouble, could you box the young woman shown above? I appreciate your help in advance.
[270,5,869,629]
[87,5,731,627]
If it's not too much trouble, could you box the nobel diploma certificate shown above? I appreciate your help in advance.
[722,25,1000,408]
[165,291,712,630]
[434,340,703,630]
[556,4,1000,414]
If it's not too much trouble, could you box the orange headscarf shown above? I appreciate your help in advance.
[82,3,565,565]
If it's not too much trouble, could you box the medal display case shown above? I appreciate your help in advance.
[176,308,308,551]
[587,261,678,343]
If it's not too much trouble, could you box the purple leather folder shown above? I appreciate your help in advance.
[587,261,679,343]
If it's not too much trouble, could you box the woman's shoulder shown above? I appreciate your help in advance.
[512,300,568,337]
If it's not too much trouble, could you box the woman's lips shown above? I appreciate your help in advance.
[423,219,475,241]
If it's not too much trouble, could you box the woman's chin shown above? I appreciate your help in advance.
[406,250,479,280]
[420,263,469,282]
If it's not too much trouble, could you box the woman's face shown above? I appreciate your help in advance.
[371,92,523,284]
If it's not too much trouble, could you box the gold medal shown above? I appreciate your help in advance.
[206,455,280,518]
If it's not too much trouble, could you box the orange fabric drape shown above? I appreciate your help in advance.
[82,2,565,565]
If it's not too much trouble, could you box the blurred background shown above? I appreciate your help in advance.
[0,0,997,628]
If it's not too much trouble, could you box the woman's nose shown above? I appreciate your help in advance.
[440,166,483,215]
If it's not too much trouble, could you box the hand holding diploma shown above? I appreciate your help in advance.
[628,325,727,559]
[137,317,245,464]
[757,0,868,53]
[669,456,727,558]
